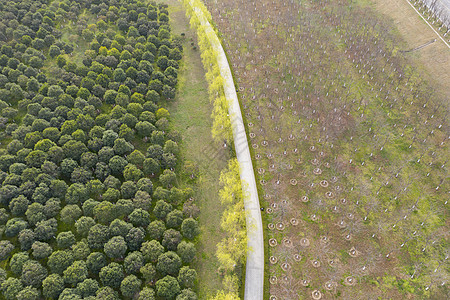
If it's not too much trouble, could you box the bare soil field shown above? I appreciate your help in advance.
[204,0,449,299]
[373,0,450,99]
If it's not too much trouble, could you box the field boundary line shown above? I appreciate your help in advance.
[405,0,450,48]
[186,1,264,299]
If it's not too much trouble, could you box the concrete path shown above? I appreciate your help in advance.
[187,1,264,299]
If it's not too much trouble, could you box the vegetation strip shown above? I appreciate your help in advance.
[182,0,264,299]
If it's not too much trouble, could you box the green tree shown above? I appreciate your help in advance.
[16,286,40,300]
[31,241,52,259]
[1,277,23,300]
[72,241,90,261]
[177,266,197,289]
[74,215,95,235]
[156,251,182,277]
[109,156,128,175]
[21,260,47,287]
[99,263,124,289]
[181,218,200,240]
[141,240,164,263]
[143,158,160,175]
[63,260,88,287]
[147,220,166,241]
[93,200,117,224]
[48,250,74,274]
[96,287,119,299]
[166,210,183,229]
[175,241,196,268]
[129,208,150,227]
[176,289,197,300]
[76,278,99,298]
[120,275,141,298]
[88,224,110,249]
[138,287,155,300]
[113,138,134,155]
[162,229,183,251]
[42,274,64,299]
[5,218,28,237]
[126,227,145,251]
[86,252,107,275]
[56,55,66,68]
[124,251,144,274]
[156,276,180,299]
[104,236,127,259]
[10,252,29,276]
[160,169,177,188]
[0,240,14,261]
[154,200,173,220]
[135,121,155,137]
[109,219,132,237]
[57,231,76,249]
[60,204,82,225]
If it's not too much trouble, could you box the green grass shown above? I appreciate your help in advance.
[163,0,231,298]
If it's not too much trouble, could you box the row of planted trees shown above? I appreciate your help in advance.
[182,0,247,299]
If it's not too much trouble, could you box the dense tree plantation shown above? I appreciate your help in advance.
[0,0,200,299]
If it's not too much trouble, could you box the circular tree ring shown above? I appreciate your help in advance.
[344,276,356,286]
[325,191,334,199]
[281,262,291,271]
[269,276,277,285]
[311,158,320,165]
[301,279,310,287]
[268,223,275,230]
[248,122,253,127]
[301,196,309,203]
[311,260,321,268]
[266,208,273,214]
[300,238,310,247]
[282,238,293,248]
[276,223,285,231]
[348,246,359,257]
[313,168,322,175]
[293,254,302,261]
[249,133,256,138]
[252,144,259,149]
[269,256,278,264]
[337,220,347,228]
[310,145,316,152]
[269,238,278,247]
[269,296,277,300]
[312,290,322,300]
[290,179,298,185]
[330,176,338,183]
[325,281,336,291]
[290,218,299,226]
[260,179,267,185]
[320,180,329,187]
[258,168,265,175]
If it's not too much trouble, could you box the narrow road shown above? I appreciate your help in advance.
[186,1,265,299]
